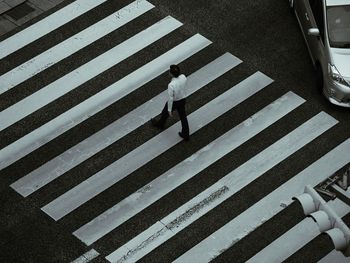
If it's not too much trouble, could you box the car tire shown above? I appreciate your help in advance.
[316,64,324,93]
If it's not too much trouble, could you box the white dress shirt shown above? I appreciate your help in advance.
[167,74,187,112]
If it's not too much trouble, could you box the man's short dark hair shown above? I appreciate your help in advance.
[170,64,180,77]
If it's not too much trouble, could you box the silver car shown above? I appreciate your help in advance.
[289,0,350,107]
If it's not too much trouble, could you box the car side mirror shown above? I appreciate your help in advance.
[308,28,320,36]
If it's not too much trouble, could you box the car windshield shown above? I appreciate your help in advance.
[327,5,350,48]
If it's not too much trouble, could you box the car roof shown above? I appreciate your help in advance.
[326,0,350,6]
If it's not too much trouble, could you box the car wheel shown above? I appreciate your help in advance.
[316,64,324,93]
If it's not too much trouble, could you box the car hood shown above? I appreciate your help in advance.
[330,48,350,78]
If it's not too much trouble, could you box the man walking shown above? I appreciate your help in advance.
[151,64,190,141]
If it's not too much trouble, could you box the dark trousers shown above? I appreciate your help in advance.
[157,98,189,138]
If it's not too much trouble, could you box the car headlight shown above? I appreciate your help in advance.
[328,64,350,87]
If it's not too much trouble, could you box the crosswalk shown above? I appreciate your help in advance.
[0,33,211,171]
[0,0,155,92]
[10,52,240,197]
[0,0,349,262]
[175,139,350,263]
[0,0,110,60]
[105,111,338,262]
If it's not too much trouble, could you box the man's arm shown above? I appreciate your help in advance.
[167,84,174,115]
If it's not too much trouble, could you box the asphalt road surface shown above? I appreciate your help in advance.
[0,0,349,262]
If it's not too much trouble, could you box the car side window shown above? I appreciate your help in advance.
[309,0,325,42]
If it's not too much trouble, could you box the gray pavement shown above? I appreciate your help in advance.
[0,0,64,36]
[0,0,349,263]
[0,0,26,15]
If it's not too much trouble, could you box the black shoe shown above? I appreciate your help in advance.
[151,118,164,129]
[178,132,189,141]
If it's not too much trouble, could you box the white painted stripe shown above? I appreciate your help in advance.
[0,0,108,60]
[246,198,350,263]
[0,0,154,93]
[174,139,350,263]
[105,111,338,263]
[248,218,320,263]
[74,90,304,245]
[318,250,350,263]
[0,16,182,132]
[12,53,239,196]
[41,71,274,221]
[71,249,100,263]
[0,34,211,171]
